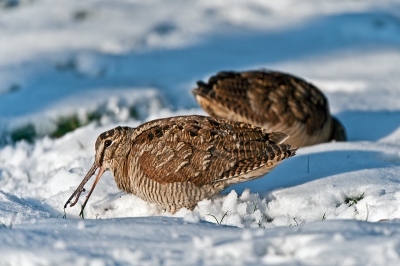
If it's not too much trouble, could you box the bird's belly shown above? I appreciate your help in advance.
[126,174,213,213]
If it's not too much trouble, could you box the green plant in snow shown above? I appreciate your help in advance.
[207,211,228,225]
[344,192,365,207]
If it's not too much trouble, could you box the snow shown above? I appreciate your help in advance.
[1,0,400,264]
[2,218,400,265]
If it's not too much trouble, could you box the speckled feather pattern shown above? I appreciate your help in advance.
[192,70,346,147]
[92,115,297,213]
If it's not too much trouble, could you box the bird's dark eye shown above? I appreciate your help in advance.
[104,140,112,147]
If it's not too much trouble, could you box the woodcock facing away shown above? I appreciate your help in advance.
[193,70,347,147]
[65,115,297,216]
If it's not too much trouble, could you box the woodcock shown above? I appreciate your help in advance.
[192,70,347,147]
[64,115,297,216]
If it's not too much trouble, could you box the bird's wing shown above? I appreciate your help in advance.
[131,116,296,186]
[193,71,329,135]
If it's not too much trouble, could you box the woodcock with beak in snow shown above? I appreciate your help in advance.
[64,115,297,217]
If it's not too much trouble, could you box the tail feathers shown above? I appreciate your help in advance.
[267,132,289,144]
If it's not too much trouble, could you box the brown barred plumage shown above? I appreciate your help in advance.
[64,115,297,215]
[192,70,347,147]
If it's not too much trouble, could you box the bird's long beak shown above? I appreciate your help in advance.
[64,163,106,217]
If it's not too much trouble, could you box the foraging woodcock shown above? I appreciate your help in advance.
[64,115,297,216]
[192,70,347,147]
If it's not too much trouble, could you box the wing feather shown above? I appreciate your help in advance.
[132,116,296,186]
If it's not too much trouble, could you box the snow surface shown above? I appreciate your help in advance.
[1,0,400,265]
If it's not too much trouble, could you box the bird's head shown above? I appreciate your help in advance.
[64,126,131,218]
